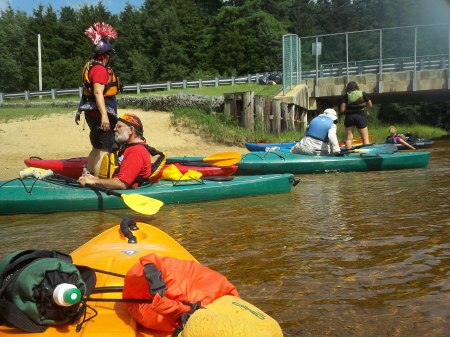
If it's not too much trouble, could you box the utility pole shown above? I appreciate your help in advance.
[38,34,42,96]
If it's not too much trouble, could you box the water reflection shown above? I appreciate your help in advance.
[0,140,449,336]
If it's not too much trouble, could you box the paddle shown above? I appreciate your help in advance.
[166,151,242,167]
[346,143,398,154]
[22,169,165,216]
[86,184,164,215]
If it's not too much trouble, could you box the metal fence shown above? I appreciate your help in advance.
[281,23,450,94]
[300,23,450,84]
[282,34,301,95]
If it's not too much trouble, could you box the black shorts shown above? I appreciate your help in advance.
[85,113,118,151]
[344,113,367,129]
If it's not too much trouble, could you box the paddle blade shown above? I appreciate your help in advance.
[353,143,398,154]
[202,152,242,166]
[121,194,164,215]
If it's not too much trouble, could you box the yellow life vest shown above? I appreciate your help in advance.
[82,60,121,97]
[99,144,166,185]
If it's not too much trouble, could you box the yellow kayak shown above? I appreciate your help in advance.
[1,221,283,336]
[0,222,196,336]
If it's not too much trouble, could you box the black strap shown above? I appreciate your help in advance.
[143,264,167,296]
[172,301,203,337]
[75,265,97,297]
[0,299,46,332]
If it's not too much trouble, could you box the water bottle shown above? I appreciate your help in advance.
[53,283,82,306]
[82,165,90,175]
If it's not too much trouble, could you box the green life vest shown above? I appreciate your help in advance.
[347,90,366,107]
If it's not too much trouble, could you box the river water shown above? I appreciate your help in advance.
[0,139,449,337]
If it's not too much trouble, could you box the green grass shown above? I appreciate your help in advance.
[149,83,282,97]
[171,107,448,145]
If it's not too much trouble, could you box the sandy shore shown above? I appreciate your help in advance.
[0,109,245,180]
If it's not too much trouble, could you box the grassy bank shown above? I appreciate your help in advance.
[170,107,448,145]
[1,81,447,145]
[1,104,447,145]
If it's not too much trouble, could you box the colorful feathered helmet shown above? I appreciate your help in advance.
[85,22,118,54]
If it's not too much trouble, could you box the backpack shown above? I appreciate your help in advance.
[0,250,96,332]
[404,132,417,144]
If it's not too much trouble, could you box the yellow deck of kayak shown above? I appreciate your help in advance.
[0,222,197,336]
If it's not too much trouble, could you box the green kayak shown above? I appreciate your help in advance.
[236,151,431,175]
[169,150,431,175]
[0,174,295,215]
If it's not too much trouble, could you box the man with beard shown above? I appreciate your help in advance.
[78,114,152,190]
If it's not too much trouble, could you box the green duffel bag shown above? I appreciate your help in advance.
[0,249,95,332]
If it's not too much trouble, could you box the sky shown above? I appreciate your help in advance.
[0,0,145,15]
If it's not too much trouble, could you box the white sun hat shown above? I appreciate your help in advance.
[323,108,338,121]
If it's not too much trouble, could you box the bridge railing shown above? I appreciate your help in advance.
[302,54,449,79]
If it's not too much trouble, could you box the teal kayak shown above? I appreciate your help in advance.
[235,151,431,175]
[0,174,295,215]
[169,150,431,175]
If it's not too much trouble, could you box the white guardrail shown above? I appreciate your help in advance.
[0,55,448,103]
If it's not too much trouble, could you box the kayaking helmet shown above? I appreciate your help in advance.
[323,108,338,121]
[93,39,114,54]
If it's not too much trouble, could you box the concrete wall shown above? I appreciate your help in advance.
[278,69,449,111]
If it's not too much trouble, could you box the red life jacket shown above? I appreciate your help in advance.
[122,254,239,333]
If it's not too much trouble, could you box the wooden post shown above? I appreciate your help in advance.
[281,103,289,131]
[234,93,242,124]
[264,97,271,131]
[242,91,254,130]
[271,100,281,134]
[254,95,265,131]
[288,104,296,130]
[300,109,308,132]
[223,93,234,118]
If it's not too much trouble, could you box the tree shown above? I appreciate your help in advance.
[211,0,287,75]
[0,7,28,92]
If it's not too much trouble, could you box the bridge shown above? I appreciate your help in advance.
[277,24,450,111]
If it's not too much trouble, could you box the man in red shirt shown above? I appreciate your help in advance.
[78,114,152,189]
[76,23,121,177]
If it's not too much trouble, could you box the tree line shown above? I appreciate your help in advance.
[0,0,449,130]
